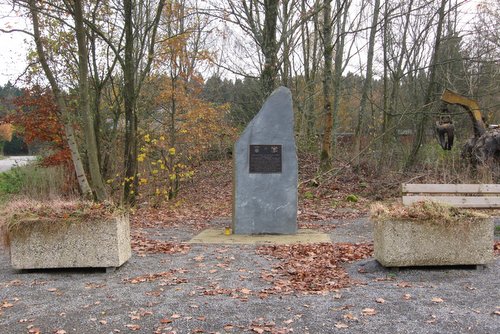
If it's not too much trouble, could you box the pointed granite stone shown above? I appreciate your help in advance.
[232,86,298,234]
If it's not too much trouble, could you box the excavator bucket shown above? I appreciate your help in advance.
[435,120,454,150]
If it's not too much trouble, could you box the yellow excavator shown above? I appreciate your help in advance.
[436,89,499,165]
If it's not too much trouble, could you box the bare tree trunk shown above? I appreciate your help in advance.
[281,0,291,88]
[354,0,380,168]
[320,0,334,171]
[406,0,448,170]
[378,0,414,172]
[122,0,137,205]
[261,0,280,96]
[28,0,93,199]
[331,0,349,158]
[74,0,108,201]
[299,0,320,149]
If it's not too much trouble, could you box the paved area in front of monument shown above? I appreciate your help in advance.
[1,218,499,334]
[189,228,331,245]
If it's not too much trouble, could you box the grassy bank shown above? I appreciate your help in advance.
[0,163,77,202]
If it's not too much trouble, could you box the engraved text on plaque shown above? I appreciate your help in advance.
[249,145,282,173]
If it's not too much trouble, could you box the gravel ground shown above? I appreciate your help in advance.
[0,218,499,334]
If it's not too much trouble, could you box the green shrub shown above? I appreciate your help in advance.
[346,194,359,203]
[304,191,314,200]
[0,167,25,195]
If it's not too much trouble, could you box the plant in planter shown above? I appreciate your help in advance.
[370,201,494,267]
[1,199,131,270]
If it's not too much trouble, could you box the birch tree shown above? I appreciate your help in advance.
[27,0,99,200]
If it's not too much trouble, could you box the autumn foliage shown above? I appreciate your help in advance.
[135,79,235,203]
[132,8,236,202]
[0,123,13,142]
[8,87,70,166]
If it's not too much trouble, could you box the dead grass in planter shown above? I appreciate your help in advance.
[0,198,121,249]
[370,201,490,224]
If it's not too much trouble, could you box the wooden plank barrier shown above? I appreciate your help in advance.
[402,184,500,208]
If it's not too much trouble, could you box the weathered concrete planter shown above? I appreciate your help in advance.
[9,215,131,270]
[373,218,494,267]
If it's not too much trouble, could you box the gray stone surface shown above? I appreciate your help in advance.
[373,218,494,267]
[232,87,298,234]
[9,215,131,269]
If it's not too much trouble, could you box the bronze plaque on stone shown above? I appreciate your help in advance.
[249,145,282,173]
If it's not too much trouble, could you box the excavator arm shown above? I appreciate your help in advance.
[437,89,499,171]
[440,89,487,138]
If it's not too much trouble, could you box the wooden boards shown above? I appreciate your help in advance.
[402,184,500,208]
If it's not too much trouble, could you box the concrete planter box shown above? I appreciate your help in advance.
[9,215,131,270]
[373,218,494,267]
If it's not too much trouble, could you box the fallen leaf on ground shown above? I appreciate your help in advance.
[1,301,14,308]
[362,308,377,316]
[431,297,444,303]
[256,243,373,293]
[335,322,349,329]
[343,313,357,320]
[124,270,187,285]
[55,330,67,334]
[403,294,411,300]
[131,233,190,256]
[375,298,385,304]
[396,281,412,288]
[125,324,141,331]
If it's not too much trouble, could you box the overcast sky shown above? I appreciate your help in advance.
[0,0,483,88]
[0,2,31,86]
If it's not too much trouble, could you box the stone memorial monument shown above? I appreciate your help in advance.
[232,86,298,234]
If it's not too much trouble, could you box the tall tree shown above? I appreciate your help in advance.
[406,0,448,169]
[28,0,93,199]
[319,0,334,170]
[330,0,350,157]
[73,0,108,201]
[83,0,166,204]
[354,0,380,168]
[122,0,137,204]
[260,0,279,95]
[297,0,320,148]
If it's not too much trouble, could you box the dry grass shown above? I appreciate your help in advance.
[0,198,120,248]
[370,201,490,224]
